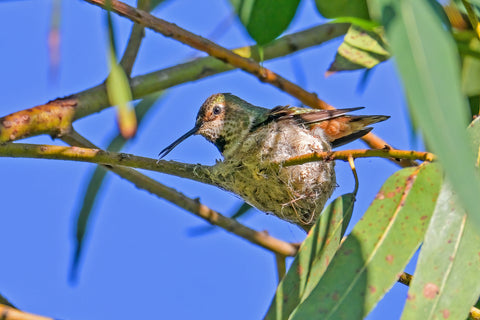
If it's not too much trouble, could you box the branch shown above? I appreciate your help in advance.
[84,0,334,108]
[56,133,299,257]
[0,142,216,186]
[283,149,436,167]
[0,23,347,143]
[118,0,151,75]
[0,143,432,188]
[82,0,409,166]
[0,98,76,143]
[0,304,53,320]
[119,22,145,76]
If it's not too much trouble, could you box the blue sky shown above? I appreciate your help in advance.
[0,0,418,319]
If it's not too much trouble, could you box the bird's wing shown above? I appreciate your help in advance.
[251,105,389,148]
[250,106,364,131]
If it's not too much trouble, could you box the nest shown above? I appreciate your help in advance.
[209,121,336,231]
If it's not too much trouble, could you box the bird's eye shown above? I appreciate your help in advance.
[212,105,222,115]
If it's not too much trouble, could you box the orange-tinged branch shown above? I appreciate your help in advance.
[0,98,76,143]
[283,149,436,166]
[0,304,53,320]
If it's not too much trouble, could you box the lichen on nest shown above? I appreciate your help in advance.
[210,120,336,231]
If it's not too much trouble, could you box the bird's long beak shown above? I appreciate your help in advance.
[158,126,199,159]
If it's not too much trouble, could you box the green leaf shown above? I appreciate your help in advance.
[462,56,480,96]
[468,95,480,117]
[289,164,443,320]
[401,182,480,320]
[329,17,381,31]
[315,0,369,20]
[105,8,137,139]
[370,0,480,229]
[230,0,301,45]
[455,31,480,59]
[468,113,480,146]
[70,92,163,282]
[106,48,137,138]
[461,0,480,9]
[264,193,355,320]
[461,37,480,96]
[328,25,390,73]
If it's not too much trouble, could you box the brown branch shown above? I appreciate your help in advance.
[0,23,347,143]
[283,149,436,167]
[57,132,299,257]
[0,304,53,320]
[398,271,412,286]
[0,143,432,189]
[84,0,334,109]
[82,0,413,166]
[0,98,76,143]
[0,142,216,186]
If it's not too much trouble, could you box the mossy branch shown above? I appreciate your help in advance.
[0,142,217,186]
[60,131,299,257]
[0,143,434,184]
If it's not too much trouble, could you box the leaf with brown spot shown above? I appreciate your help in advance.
[385,254,394,265]
[442,309,450,319]
[401,183,480,320]
[327,25,390,73]
[288,164,442,320]
[422,283,439,300]
[264,193,355,320]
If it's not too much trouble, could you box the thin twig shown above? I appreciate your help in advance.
[59,131,299,257]
[283,149,436,167]
[119,23,145,75]
[118,0,150,75]
[347,155,359,195]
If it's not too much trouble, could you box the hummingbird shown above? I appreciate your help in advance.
[159,93,389,231]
